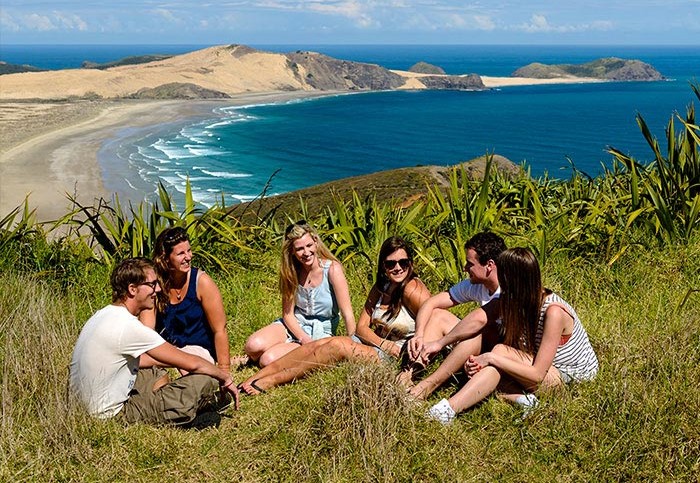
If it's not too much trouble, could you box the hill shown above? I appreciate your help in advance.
[231,154,521,221]
[0,44,485,101]
[81,54,173,69]
[512,57,664,81]
[0,61,45,75]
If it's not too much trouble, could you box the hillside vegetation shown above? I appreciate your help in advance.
[512,57,664,81]
[0,85,698,481]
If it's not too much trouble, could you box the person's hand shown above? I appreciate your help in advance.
[221,379,240,410]
[408,336,424,361]
[299,336,314,345]
[465,354,489,378]
[388,343,401,359]
[420,340,442,361]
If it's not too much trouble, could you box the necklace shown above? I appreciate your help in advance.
[174,287,183,300]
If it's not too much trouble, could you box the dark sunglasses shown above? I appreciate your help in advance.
[140,280,160,290]
[285,219,308,236]
[383,258,410,270]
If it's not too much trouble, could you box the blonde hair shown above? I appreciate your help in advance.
[280,221,338,305]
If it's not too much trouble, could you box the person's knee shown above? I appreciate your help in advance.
[244,333,267,357]
[258,350,279,367]
[491,343,509,355]
[316,337,353,360]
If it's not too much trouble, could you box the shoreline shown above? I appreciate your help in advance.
[0,77,606,221]
[0,91,335,221]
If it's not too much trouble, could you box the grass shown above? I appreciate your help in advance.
[1,239,699,482]
[2,82,699,482]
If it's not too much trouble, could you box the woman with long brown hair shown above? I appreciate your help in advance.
[426,247,599,424]
[238,236,432,395]
[140,227,231,373]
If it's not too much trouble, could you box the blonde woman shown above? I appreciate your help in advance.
[238,236,431,395]
[244,221,355,367]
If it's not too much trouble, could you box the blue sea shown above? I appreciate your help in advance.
[3,44,699,207]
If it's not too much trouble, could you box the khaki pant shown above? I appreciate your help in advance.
[121,367,218,426]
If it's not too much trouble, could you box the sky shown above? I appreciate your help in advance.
[1,1,698,45]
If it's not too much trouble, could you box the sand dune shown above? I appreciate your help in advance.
[0,44,605,101]
[0,44,607,220]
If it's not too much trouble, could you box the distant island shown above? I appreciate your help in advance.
[0,45,665,100]
[512,57,664,81]
[0,61,46,75]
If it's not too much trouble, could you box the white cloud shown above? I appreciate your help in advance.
[53,12,88,31]
[473,14,495,30]
[305,1,377,28]
[0,11,20,32]
[24,13,57,31]
[517,13,613,33]
[151,8,182,24]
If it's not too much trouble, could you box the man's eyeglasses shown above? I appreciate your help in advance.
[383,258,410,270]
[140,280,160,291]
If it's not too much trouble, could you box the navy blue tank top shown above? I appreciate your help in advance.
[156,268,216,360]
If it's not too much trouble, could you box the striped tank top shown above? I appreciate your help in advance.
[535,293,599,382]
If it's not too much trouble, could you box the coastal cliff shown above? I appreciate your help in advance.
[512,57,664,81]
[0,44,485,101]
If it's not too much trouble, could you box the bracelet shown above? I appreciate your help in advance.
[222,380,234,388]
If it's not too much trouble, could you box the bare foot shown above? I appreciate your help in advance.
[396,369,416,389]
[229,354,250,369]
[238,379,267,396]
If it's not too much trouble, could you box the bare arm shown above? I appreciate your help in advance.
[196,271,231,368]
[408,291,458,360]
[139,306,157,330]
[354,285,384,347]
[281,296,312,344]
[328,260,356,336]
[472,305,567,389]
[146,342,239,409]
[420,299,498,359]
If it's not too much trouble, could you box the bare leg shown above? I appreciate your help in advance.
[240,337,378,393]
[244,323,297,366]
[447,365,502,413]
[449,344,562,415]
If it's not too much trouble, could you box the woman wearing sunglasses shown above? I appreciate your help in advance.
[238,236,432,395]
[140,226,231,374]
[243,221,356,367]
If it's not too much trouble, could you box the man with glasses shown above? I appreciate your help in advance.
[70,257,238,427]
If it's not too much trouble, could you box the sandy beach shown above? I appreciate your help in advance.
[0,92,333,221]
[0,74,604,222]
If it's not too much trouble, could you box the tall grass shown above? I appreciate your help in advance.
[1,242,698,481]
[1,83,699,482]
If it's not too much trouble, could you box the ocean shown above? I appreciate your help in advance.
[3,44,698,207]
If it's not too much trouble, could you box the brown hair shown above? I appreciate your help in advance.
[465,231,507,265]
[496,247,543,354]
[153,226,190,311]
[110,257,153,302]
[375,236,417,320]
